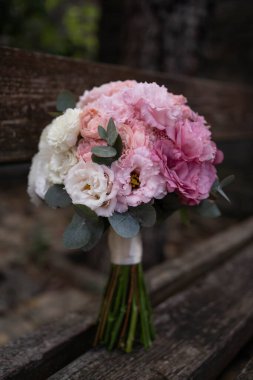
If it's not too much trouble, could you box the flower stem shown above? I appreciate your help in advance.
[94,263,155,352]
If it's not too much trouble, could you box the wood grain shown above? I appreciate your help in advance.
[1,47,253,163]
[0,218,252,380]
[0,309,98,380]
[147,217,253,304]
[49,242,253,380]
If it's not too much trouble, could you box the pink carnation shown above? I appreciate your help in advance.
[123,82,188,130]
[154,140,217,205]
[112,147,167,212]
[166,118,217,163]
[77,80,137,108]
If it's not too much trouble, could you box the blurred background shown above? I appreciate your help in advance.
[0,0,252,347]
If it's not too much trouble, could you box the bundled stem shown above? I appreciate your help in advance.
[94,263,155,352]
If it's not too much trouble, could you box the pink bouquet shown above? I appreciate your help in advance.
[28,81,229,352]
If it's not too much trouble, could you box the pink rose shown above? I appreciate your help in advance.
[80,108,109,139]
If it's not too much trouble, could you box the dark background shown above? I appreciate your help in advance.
[0,0,252,346]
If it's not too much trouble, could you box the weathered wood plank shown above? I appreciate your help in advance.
[219,339,253,380]
[0,218,252,379]
[1,47,253,163]
[147,217,253,304]
[49,242,253,380]
[0,309,98,380]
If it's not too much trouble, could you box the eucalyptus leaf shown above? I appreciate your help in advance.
[82,218,104,251]
[217,187,231,203]
[91,154,114,166]
[45,185,72,208]
[220,174,235,188]
[91,145,117,158]
[114,134,123,158]
[107,118,118,146]
[74,204,99,223]
[129,204,156,227]
[63,213,91,249]
[109,212,140,238]
[56,90,76,112]
[196,200,221,218]
[98,125,107,140]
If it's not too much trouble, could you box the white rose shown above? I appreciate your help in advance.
[47,108,81,152]
[48,148,78,184]
[28,151,51,205]
[64,161,118,217]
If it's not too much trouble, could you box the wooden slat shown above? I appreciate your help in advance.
[219,340,253,380]
[0,218,252,380]
[1,47,253,163]
[0,310,98,380]
[147,217,253,304]
[49,242,253,380]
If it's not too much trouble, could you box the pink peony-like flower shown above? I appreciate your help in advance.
[166,118,217,163]
[77,80,137,108]
[112,147,167,212]
[154,140,217,205]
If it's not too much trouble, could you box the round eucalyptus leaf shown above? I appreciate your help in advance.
[45,185,72,208]
[63,213,91,249]
[56,90,76,112]
[109,212,140,238]
[129,204,156,227]
[91,146,117,158]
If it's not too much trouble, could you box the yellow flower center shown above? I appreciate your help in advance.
[130,171,140,189]
[83,184,91,191]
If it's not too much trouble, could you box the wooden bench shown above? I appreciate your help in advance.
[0,47,253,380]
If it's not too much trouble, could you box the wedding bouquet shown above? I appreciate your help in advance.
[28,81,230,352]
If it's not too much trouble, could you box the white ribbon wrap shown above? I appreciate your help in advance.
[108,228,143,265]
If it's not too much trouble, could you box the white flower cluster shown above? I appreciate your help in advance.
[28,108,117,216]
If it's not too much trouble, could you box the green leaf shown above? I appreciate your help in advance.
[63,213,91,249]
[82,218,104,251]
[91,145,117,158]
[114,134,123,158]
[98,125,107,140]
[74,204,99,223]
[196,200,221,218]
[129,204,156,227]
[220,174,235,188]
[109,212,140,238]
[217,187,231,203]
[91,154,114,166]
[107,118,118,146]
[56,90,76,112]
[211,176,233,203]
[45,185,72,208]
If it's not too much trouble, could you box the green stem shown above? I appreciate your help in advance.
[138,264,155,340]
[125,294,138,353]
[137,264,152,349]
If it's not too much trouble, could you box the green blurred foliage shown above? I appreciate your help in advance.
[0,0,101,59]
